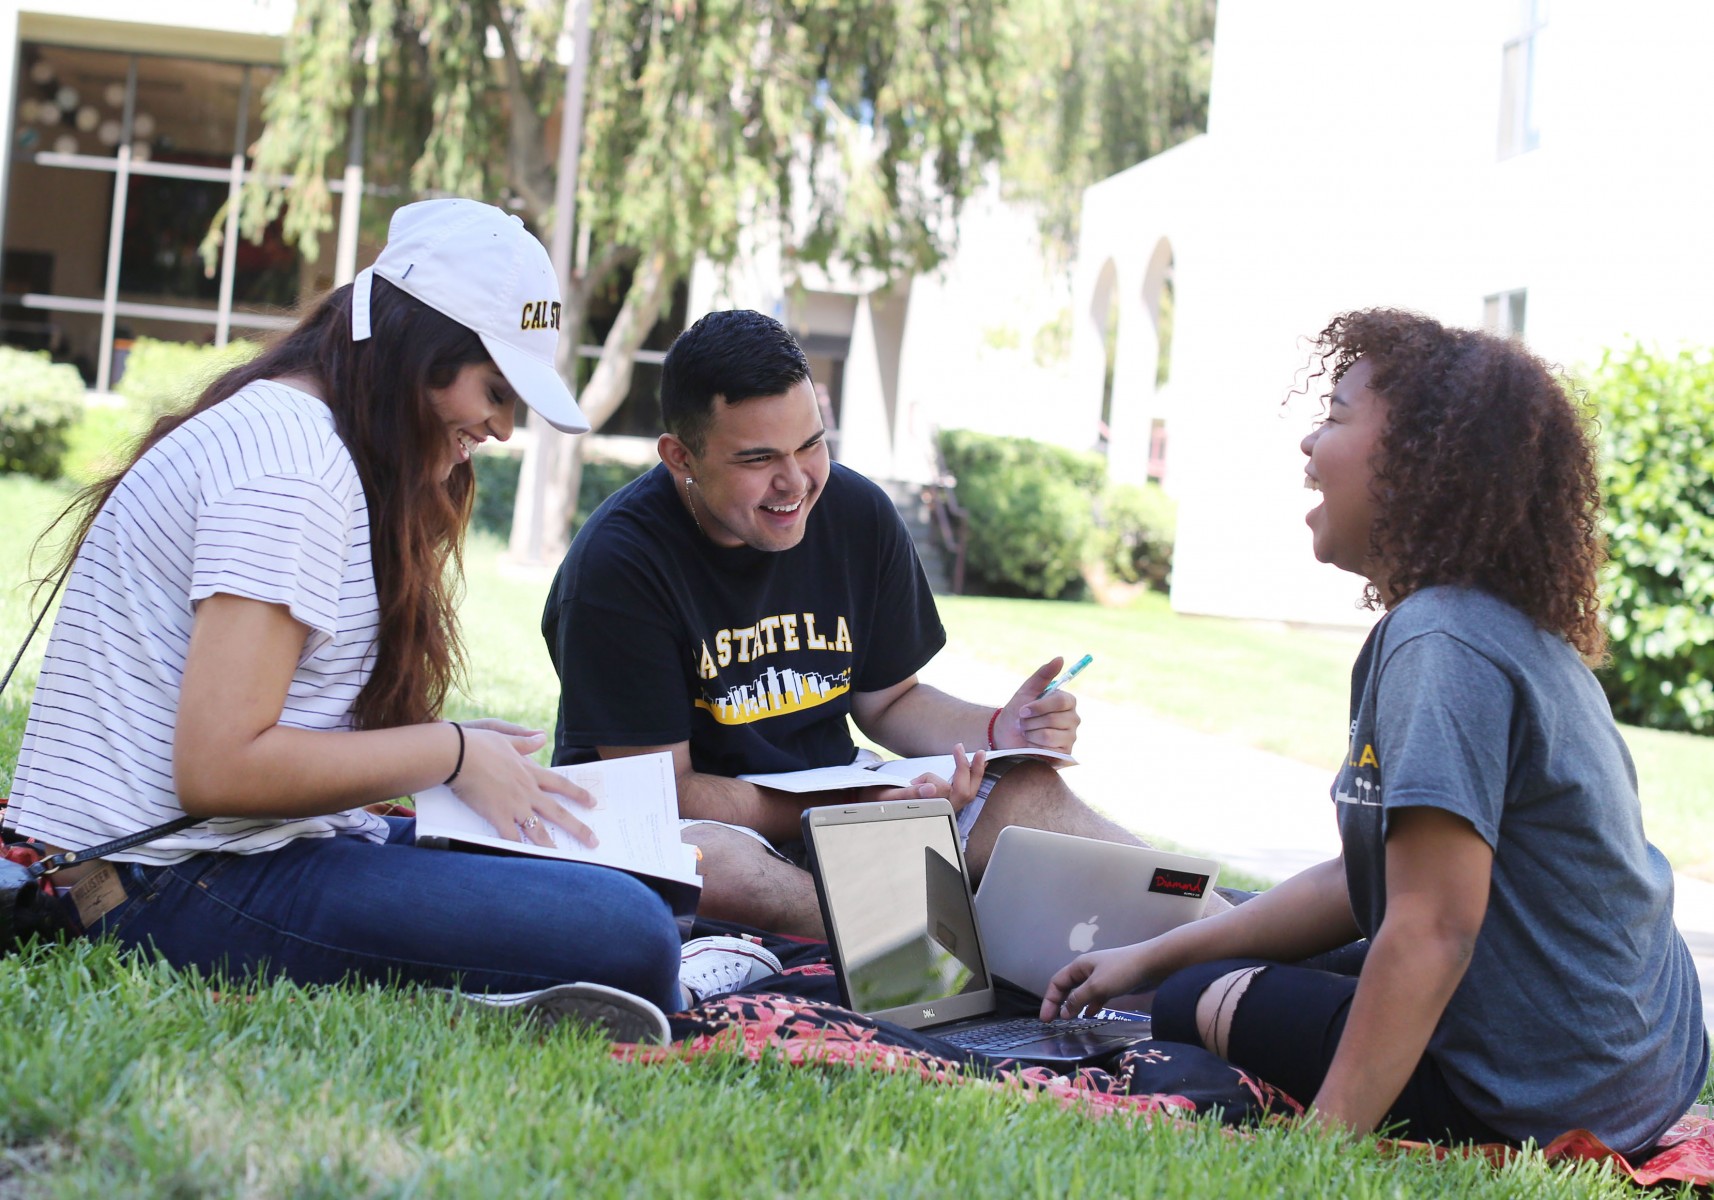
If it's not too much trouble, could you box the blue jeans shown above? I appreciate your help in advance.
[90,818,682,1012]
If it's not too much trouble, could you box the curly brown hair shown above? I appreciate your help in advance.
[1308,307,1607,661]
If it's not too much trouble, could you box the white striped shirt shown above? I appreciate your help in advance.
[9,381,389,861]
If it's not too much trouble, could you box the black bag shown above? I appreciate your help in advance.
[0,816,195,954]
[0,838,79,949]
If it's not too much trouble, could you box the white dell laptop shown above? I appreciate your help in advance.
[801,799,1154,1067]
[973,826,1220,998]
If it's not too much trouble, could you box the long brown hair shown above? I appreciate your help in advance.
[1307,308,1607,661]
[47,278,489,729]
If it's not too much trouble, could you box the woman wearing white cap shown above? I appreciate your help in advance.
[5,199,680,1036]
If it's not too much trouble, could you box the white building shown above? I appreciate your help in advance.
[1073,0,1714,626]
[687,178,1084,487]
[0,0,342,392]
[11,1,1709,633]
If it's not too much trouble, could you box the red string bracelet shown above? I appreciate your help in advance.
[986,707,1002,752]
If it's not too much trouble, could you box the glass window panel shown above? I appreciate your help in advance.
[14,43,131,161]
[3,157,114,301]
[134,55,246,162]
[0,308,101,384]
[243,65,277,157]
[117,175,227,301]
[1498,40,1525,158]
[230,220,305,311]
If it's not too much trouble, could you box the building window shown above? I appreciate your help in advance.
[1484,289,1527,339]
[1498,0,1546,158]
[5,42,310,390]
[1146,419,1168,484]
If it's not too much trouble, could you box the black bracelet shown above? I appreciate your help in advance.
[443,721,465,786]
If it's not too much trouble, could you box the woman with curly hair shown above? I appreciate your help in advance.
[1043,309,1707,1152]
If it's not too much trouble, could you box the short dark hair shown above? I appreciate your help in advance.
[660,309,811,454]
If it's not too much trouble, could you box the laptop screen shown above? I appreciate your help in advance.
[808,807,992,1016]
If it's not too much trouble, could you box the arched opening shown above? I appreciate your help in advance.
[1091,259,1120,451]
[1141,240,1175,481]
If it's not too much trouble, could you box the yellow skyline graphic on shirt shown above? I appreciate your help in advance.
[695,666,852,725]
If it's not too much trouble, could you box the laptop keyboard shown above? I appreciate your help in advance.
[938,1016,1122,1052]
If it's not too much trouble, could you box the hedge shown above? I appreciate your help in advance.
[116,337,261,418]
[1592,344,1714,733]
[0,347,83,479]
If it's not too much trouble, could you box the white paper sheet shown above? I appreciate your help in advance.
[413,750,700,887]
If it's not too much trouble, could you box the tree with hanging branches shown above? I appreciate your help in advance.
[999,0,1216,260]
[216,0,1007,560]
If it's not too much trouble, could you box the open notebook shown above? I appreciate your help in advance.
[413,750,701,913]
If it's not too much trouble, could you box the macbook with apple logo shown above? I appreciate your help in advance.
[801,799,1155,1067]
[972,826,1220,999]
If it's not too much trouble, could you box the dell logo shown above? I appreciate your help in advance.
[922,1007,936,1019]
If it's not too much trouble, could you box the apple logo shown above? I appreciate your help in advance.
[1068,915,1099,953]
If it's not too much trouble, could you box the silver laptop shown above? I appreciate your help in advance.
[801,799,1153,1067]
[974,826,1219,998]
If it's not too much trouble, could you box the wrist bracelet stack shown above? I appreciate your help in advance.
[443,721,465,785]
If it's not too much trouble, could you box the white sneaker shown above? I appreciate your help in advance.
[678,935,784,1006]
[458,982,671,1045]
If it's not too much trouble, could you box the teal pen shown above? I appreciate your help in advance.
[1039,653,1093,697]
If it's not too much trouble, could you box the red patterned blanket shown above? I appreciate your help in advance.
[617,991,1714,1189]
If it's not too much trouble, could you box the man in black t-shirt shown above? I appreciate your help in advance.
[543,309,1149,936]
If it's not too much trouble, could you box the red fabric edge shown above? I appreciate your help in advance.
[611,1003,1714,1188]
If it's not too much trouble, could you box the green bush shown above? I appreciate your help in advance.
[938,429,1105,599]
[61,402,149,487]
[471,452,522,538]
[0,347,83,479]
[470,452,650,541]
[1098,482,1176,591]
[116,337,261,418]
[575,459,652,534]
[1592,344,1714,733]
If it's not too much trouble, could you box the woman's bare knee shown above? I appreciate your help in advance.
[1192,966,1264,1058]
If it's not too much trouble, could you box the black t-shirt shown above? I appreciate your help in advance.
[543,463,946,776]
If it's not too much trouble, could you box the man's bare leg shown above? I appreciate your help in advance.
[964,761,1231,914]
[682,824,825,938]
[962,761,1141,874]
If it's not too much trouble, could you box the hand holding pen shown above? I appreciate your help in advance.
[989,654,1090,756]
[1039,653,1093,697]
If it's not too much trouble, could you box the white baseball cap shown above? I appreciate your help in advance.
[350,198,589,434]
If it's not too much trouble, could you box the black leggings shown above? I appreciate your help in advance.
[1153,957,1513,1145]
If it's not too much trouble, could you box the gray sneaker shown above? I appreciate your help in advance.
[679,935,784,1006]
[459,982,671,1044]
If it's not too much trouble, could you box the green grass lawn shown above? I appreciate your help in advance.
[0,940,1700,1199]
[1,432,1709,1196]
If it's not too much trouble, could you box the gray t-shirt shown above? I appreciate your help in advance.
[1337,586,1707,1156]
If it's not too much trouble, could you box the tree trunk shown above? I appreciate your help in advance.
[577,247,677,430]
[505,246,677,565]
[507,428,583,567]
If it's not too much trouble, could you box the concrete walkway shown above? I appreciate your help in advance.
[918,649,1714,1036]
